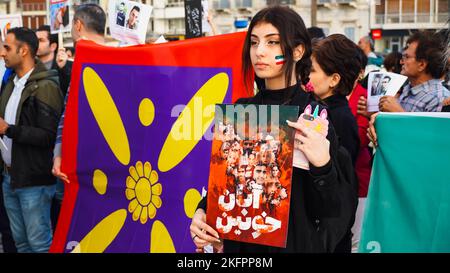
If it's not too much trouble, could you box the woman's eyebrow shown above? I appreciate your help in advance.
[264,33,280,38]
[251,33,280,38]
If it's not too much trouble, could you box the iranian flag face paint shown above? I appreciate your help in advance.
[275,55,285,65]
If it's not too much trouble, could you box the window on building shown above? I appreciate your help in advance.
[390,37,401,53]
[167,0,184,7]
[437,0,449,23]
[375,0,385,24]
[384,39,389,51]
[417,0,431,22]
[267,0,295,5]
[213,0,231,9]
[236,0,252,8]
[344,27,355,42]
[168,18,184,34]
[22,2,46,11]
[401,0,414,23]
[386,0,400,23]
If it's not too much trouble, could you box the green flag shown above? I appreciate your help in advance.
[360,113,450,253]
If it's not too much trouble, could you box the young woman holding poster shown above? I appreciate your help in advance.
[190,6,357,253]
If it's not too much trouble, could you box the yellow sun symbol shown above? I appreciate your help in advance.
[71,67,229,253]
[126,161,162,224]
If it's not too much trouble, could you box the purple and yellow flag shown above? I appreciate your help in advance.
[51,33,248,253]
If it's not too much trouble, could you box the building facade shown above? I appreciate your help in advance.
[0,0,105,30]
[2,0,446,51]
[1,0,48,30]
[370,0,449,53]
[150,0,371,42]
[314,0,370,42]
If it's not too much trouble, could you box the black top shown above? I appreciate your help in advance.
[197,84,355,253]
[257,84,298,105]
[322,94,360,165]
[51,59,72,98]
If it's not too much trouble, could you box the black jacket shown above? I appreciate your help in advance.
[322,94,360,165]
[198,85,355,252]
[51,58,72,97]
[0,60,64,189]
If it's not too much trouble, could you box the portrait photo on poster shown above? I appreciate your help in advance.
[48,0,72,34]
[108,0,153,45]
[367,71,408,112]
[115,1,127,27]
[125,5,140,30]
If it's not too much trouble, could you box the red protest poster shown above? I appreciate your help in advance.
[206,104,298,248]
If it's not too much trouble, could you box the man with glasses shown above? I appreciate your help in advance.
[367,31,450,148]
[379,31,449,112]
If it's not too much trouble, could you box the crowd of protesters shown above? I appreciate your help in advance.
[190,6,449,254]
[0,3,448,253]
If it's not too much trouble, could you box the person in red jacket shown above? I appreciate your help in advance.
[348,48,373,252]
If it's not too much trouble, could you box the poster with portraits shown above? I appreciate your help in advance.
[48,0,71,34]
[206,104,298,248]
[108,0,153,45]
[367,72,408,112]
[0,14,23,42]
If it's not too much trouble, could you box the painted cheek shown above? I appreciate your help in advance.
[275,55,285,65]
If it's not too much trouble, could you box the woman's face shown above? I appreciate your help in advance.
[227,150,239,164]
[310,56,334,99]
[250,22,285,86]
[272,166,280,178]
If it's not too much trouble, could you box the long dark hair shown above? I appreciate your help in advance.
[242,6,312,92]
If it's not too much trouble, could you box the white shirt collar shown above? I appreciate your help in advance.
[13,68,34,88]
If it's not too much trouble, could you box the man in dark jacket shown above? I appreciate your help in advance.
[36,24,71,234]
[0,27,63,252]
[36,25,71,96]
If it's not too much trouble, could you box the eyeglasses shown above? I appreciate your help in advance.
[401,53,416,60]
